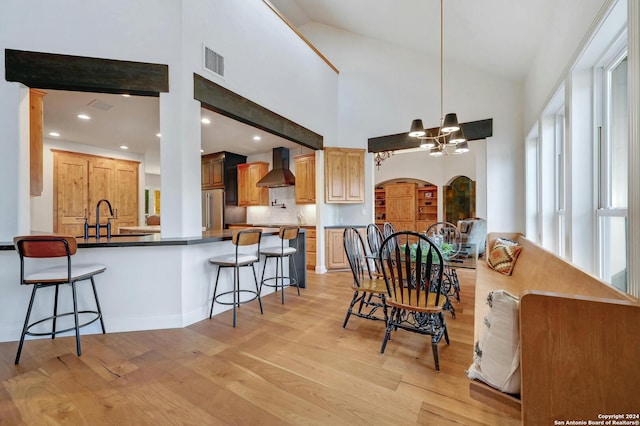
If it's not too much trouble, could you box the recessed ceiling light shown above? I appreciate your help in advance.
[156,133,161,138]
[253,136,261,141]
[200,149,204,153]
[120,145,128,150]
[48,132,60,137]
[121,94,131,97]
[201,118,211,124]
[77,114,91,120]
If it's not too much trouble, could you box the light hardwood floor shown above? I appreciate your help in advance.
[0,269,519,425]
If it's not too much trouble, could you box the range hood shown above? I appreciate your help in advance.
[256,147,296,188]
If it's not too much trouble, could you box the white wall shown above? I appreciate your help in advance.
[298,23,522,232]
[0,0,339,242]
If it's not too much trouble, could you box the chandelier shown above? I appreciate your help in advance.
[374,150,393,169]
[408,0,469,157]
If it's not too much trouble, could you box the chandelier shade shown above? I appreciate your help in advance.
[449,128,466,144]
[406,0,467,157]
[454,140,469,153]
[409,119,426,137]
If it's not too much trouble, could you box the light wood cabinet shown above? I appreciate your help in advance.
[113,161,139,228]
[30,89,46,196]
[375,182,439,232]
[53,150,139,236]
[386,182,417,232]
[326,228,349,270]
[304,226,316,270]
[325,227,367,270]
[294,154,315,204]
[237,162,269,207]
[324,147,365,203]
[201,153,224,190]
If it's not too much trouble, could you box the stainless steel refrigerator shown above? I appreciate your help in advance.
[202,189,224,231]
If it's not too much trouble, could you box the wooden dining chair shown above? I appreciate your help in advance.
[366,223,384,274]
[378,230,450,371]
[425,221,462,302]
[342,227,388,328]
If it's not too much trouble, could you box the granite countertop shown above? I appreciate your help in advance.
[229,223,316,228]
[0,227,285,251]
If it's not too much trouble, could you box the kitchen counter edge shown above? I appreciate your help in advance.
[0,227,295,251]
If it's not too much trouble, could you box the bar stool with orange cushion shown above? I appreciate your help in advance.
[259,226,300,304]
[208,228,263,327]
[13,235,106,364]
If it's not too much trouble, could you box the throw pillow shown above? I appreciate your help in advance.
[494,237,519,247]
[466,290,521,394]
[487,240,522,276]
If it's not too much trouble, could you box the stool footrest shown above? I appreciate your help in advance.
[214,289,260,306]
[261,276,298,288]
[25,310,102,337]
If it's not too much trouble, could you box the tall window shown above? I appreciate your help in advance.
[597,52,628,291]
[554,110,566,257]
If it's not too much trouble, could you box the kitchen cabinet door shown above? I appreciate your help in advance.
[54,151,89,236]
[89,156,117,234]
[114,160,139,230]
[294,154,315,204]
[201,153,224,190]
[324,147,364,203]
[238,162,268,206]
[325,228,349,270]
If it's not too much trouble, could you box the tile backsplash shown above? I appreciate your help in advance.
[246,186,316,225]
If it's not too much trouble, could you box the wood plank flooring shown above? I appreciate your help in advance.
[0,269,519,425]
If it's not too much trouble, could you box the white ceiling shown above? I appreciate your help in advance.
[42,89,302,163]
[269,0,557,81]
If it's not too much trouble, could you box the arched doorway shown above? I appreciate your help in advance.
[444,176,475,223]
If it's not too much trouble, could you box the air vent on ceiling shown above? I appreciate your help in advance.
[88,99,114,111]
[204,46,224,77]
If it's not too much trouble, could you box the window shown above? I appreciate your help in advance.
[597,52,628,292]
[554,110,566,257]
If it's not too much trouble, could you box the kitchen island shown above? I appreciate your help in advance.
[0,228,305,343]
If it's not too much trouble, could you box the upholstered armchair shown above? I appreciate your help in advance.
[457,218,487,256]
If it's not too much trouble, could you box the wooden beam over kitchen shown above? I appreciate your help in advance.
[368,118,493,153]
[4,49,168,96]
[194,73,323,151]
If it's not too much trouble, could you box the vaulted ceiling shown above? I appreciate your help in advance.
[269,0,558,81]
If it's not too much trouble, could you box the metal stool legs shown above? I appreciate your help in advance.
[209,263,263,327]
[260,253,299,304]
[15,280,106,365]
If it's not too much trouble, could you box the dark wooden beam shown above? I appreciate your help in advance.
[368,118,493,153]
[5,49,168,96]
[194,73,323,150]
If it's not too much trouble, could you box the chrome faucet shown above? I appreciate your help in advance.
[83,199,116,239]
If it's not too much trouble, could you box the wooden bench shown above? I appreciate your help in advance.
[470,232,640,424]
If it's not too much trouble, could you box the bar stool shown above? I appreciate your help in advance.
[13,235,106,364]
[259,226,300,304]
[208,228,263,327]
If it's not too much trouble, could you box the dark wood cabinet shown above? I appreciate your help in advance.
[201,151,246,205]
